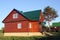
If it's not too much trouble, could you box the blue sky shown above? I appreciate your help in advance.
[0,0,60,29]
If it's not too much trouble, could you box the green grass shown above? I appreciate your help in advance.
[0,36,44,40]
[0,36,59,40]
[0,33,3,36]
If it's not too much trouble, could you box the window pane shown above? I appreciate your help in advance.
[18,23,21,29]
[13,14,15,18]
[13,13,18,18]
[29,23,32,28]
[16,13,18,18]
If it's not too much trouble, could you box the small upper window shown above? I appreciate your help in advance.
[13,13,18,18]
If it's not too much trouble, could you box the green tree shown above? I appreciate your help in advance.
[43,6,58,31]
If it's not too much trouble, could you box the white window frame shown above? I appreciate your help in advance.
[29,23,32,28]
[15,13,18,18]
[13,14,15,18]
[13,13,18,18]
[17,23,22,29]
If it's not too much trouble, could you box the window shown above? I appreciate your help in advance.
[13,13,18,18]
[17,23,22,29]
[29,23,32,28]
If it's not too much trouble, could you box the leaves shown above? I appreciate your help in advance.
[43,6,58,21]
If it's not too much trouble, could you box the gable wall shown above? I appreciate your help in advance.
[3,10,27,23]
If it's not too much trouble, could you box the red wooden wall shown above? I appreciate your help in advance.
[4,21,42,32]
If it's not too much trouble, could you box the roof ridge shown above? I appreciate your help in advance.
[24,9,41,13]
[13,8,41,13]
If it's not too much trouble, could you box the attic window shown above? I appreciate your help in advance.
[13,13,18,18]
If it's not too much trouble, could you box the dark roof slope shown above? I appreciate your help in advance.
[23,10,41,20]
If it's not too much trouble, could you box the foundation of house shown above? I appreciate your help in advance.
[4,32,45,36]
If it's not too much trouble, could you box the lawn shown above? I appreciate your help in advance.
[0,36,43,40]
[0,33,3,36]
[0,35,60,40]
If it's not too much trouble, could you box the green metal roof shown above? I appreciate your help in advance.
[52,22,60,27]
[23,10,41,20]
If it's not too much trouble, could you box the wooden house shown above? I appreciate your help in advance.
[2,9,44,36]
